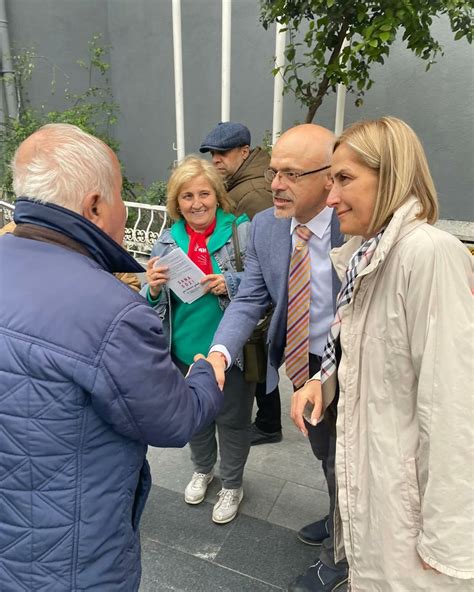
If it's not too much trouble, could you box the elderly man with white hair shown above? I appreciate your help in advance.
[0,123,222,591]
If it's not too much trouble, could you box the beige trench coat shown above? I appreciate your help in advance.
[326,198,473,591]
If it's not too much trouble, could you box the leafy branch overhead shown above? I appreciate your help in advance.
[260,0,473,122]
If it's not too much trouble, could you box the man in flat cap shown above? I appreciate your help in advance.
[200,121,282,447]
[200,122,273,219]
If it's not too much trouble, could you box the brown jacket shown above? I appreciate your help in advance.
[0,220,16,236]
[1,220,141,292]
[226,147,273,219]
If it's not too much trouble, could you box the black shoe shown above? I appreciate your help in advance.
[250,423,282,446]
[297,516,330,546]
[288,560,348,592]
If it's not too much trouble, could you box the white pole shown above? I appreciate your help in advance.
[172,0,185,161]
[334,37,350,136]
[334,83,346,137]
[272,22,286,145]
[221,0,231,122]
[0,0,18,119]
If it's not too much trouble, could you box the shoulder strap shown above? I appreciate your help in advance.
[231,221,243,272]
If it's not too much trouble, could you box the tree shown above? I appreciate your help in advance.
[260,0,473,123]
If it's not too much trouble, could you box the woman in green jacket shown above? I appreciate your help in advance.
[142,155,254,524]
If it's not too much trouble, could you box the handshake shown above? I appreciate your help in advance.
[191,351,324,439]
[192,351,227,391]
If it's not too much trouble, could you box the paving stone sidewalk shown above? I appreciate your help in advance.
[139,371,347,591]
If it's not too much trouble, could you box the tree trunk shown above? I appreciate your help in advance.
[305,21,349,123]
[305,86,328,123]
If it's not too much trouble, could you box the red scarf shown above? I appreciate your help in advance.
[185,218,217,274]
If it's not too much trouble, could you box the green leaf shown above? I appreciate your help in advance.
[258,0,473,123]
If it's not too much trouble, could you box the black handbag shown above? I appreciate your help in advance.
[231,222,271,384]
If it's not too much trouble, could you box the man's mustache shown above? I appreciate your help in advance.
[272,191,294,202]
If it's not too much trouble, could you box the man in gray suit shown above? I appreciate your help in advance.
[208,124,348,592]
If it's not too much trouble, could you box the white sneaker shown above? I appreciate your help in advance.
[212,487,243,524]
[184,471,214,505]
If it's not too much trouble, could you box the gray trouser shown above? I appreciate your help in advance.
[174,359,255,489]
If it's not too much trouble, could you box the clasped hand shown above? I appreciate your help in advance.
[193,352,226,391]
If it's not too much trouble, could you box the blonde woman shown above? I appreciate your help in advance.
[292,117,473,591]
[142,155,254,524]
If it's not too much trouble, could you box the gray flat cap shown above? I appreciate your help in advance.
[199,122,251,153]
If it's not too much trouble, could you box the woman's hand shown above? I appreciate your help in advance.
[146,256,169,299]
[201,274,228,296]
[291,380,323,436]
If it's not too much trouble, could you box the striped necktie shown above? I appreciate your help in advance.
[285,224,312,388]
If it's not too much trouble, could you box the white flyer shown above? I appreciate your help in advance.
[154,248,206,304]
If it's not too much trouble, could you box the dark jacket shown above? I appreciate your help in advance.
[226,147,273,219]
[0,199,222,591]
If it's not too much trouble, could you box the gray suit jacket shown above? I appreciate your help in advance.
[211,207,343,392]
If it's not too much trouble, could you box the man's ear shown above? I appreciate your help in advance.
[82,192,102,226]
[241,145,250,160]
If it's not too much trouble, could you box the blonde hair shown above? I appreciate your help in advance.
[167,155,232,220]
[335,117,438,233]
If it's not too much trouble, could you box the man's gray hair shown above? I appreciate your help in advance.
[11,123,117,213]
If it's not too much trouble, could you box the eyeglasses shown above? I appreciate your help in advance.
[264,165,331,184]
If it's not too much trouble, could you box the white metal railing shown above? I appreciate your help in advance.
[0,200,14,227]
[0,200,169,258]
[123,201,169,259]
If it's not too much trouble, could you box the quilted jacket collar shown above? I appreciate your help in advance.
[14,197,144,274]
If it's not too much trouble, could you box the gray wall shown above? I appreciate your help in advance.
[5,0,474,220]
[6,0,110,111]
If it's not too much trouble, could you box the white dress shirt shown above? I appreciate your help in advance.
[291,206,333,357]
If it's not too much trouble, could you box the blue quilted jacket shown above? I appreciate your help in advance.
[0,199,222,591]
